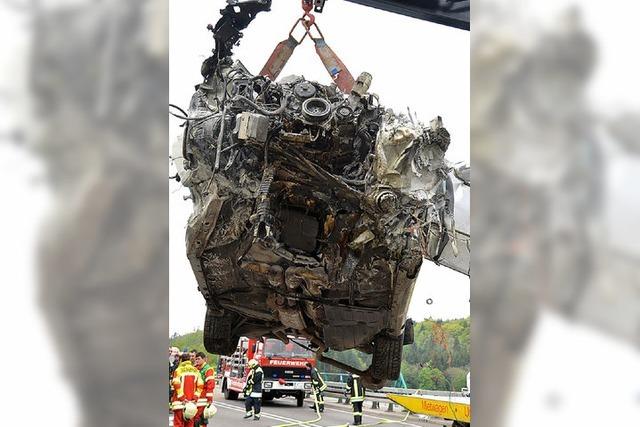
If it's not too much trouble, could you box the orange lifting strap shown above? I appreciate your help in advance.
[260,0,355,93]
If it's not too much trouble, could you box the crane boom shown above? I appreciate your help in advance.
[345,0,469,30]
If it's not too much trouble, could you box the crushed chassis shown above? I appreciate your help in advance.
[172,0,462,388]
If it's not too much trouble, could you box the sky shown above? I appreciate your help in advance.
[169,0,471,335]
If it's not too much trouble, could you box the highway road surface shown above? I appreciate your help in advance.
[170,387,454,427]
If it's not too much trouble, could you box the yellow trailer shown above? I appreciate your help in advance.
[386,393,471,427]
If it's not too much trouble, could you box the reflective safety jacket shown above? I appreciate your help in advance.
[310,367,327,392]
[244,366,264,397]
[171,361,204,411]
[346,374,365,402]
[197,362,216,406]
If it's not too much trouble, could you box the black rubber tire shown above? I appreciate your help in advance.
[262,393,274,402]
[371,334,403,381]
[223,381,239,400]
[296,393,304,407]
[403,318,415,345]
[203,308,239,356]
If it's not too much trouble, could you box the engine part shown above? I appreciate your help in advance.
[294,81,317,99]
[235,112,269,142]
[301,97,332,122]
[351,72,372,97]
[335,105,354,122]
[201,0,272,78]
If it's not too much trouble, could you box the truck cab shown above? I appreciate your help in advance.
[219,337,315,407]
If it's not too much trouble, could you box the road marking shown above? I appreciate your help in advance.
[322,406,423,427]
[215,401,323,427]
[215,401,301,424]
[270,391,325,427]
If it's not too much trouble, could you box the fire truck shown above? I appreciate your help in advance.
[217,336,316,406]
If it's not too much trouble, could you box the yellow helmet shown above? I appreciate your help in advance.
[204,404,218,418]
[248,359,259,368]
[183,402,198,420]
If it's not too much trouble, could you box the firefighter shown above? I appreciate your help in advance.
[243,359,263,420]
[170,347,180,374]
[305,362,326,412]
[171,353,204,427]
[169,347,180,402]
[345,373,365,426]
[194,351,216,426]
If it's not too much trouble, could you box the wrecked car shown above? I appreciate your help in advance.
[171,0,469,386]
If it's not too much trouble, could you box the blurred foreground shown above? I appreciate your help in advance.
[1,1,169,426]
[472,1,640,426]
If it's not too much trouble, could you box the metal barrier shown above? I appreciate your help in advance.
[322,381,466,413]
[319,372,350,383]
[320,372,408,389]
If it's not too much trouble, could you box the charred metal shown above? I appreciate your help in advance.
[171,0,469,387]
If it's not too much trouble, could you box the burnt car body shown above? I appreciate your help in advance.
[171,0,469,386]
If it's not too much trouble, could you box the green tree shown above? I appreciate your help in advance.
[445,367,469,391]
[452,369,469,391]
[418,366,447,390]
[401,364,421,389]
[169,330,220,367]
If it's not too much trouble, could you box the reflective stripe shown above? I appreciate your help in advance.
[353,412,363,416]
[205,376,215,382]
[353,380,361,397]
[206,392,214,397]
[171,402,185,410]
[351,397,364,402]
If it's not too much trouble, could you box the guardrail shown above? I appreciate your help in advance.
[322,380,467,412]
[320,372,407,389]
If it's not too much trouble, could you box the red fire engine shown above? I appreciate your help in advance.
[217,336,316,406]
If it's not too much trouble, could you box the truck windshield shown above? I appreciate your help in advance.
[263,338,313,358]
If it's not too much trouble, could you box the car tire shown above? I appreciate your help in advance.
[371,334,403,381]
[296,393,304,407]
[203,308,239,355]
[223,381,239,400]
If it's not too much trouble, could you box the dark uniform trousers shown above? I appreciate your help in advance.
[312,387,325,411]
[245,395,262,415]
[347,375,365,426]
[351,401,363,425]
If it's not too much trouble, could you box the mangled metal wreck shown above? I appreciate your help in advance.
[171,0,469,386]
